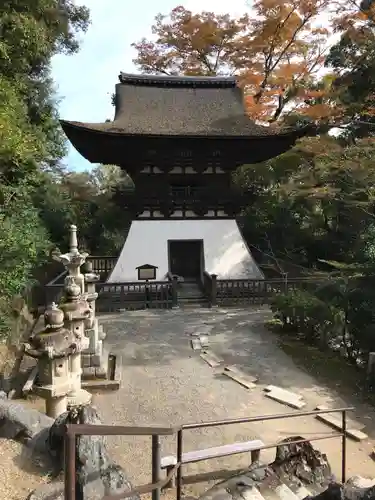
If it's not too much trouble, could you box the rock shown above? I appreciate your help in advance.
[0,397,53,441]
[347,477,375,488]
[272,436,334,486]
[30,404,140,500]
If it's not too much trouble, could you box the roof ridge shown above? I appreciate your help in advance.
[118,72,237,88]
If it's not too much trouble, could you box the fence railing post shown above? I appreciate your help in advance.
[176,429,183,500]
[64,429,76,500]
[211,274,218,307]
[341,410,347,483]
[152,434,161,500]
[172,276,179,308]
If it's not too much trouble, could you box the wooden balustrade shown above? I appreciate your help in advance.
[96,281,173,312]
[44,255,320,311]
[215,277,318,305]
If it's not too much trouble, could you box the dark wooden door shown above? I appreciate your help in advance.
[169,240,202,279]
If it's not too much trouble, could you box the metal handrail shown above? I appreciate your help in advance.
[63,406,353,500]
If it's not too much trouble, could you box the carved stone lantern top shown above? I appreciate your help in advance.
[60,276,91,320]
[26,303,76,359]
[51,224,88,269]
[82,261,100,284]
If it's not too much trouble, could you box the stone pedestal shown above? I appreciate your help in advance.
[24,303,76,418]
[60,277,92,408]
[81,261,109,380]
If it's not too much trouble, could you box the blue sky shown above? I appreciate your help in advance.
[51,0,247,172]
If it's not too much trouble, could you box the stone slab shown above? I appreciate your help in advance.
[200,350,223,368]
[224,365,258,383]
[199,334,209,347]
[264,385,303,400]
[191,337,202,350]
[264,387,306,410]
[315,405,368,441]
[223,369,257,389]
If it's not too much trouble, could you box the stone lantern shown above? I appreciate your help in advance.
[60,276,92,408]
[25,303,76,418]
[52,224,88,295]
[81,261,108,379]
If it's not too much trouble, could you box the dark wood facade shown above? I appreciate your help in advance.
[60,73,309,220]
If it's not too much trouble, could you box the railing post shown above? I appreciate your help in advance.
[64,429,76,500]
[172,276,179,308]
[211,274,218,307]
[341,410,347,483]
[176,429,183,500]
[152,434,161,500]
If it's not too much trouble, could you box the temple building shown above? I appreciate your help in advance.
[61,73,307,283]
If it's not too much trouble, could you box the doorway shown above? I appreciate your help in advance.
[168,240,203,280]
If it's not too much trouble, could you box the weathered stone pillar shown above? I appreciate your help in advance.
[81,261,108,379]
[52,224,88,296]
[60,277,92,408]
[24,303,76,418]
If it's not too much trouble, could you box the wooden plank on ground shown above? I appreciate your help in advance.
[199,334,209,347]
[315,405,368,441]
[264,385,303,400]
[264,386,306,409]
[200,350,223,367]
[223,368,257,389]
[191,337,202,350]
[224,365,258,383]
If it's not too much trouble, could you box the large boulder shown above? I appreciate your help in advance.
[28,404,139,500]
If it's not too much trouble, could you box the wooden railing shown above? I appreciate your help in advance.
[215,277,319,306]
[96,281,173,312]
[87,256,117,280]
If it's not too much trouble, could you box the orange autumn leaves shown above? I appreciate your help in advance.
[132,1,372,124]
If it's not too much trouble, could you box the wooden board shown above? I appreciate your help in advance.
[315,405,368,441]
[264,387,306,409]
[224,365,258,383]
[199,334,209,348]
[191,338,202,350]
[223,369,257,389]
[200,350,223,367]
[265,385,303,400]
[161,439,265,468]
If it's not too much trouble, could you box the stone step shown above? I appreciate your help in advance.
[278,474,312,499]
[264,386,306,410]
[258,474,302,500]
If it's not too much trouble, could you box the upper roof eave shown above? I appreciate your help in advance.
[60,119,310,140]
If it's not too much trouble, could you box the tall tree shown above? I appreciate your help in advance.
[132,2,332,122]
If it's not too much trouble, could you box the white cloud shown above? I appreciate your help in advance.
[52,0,249,171]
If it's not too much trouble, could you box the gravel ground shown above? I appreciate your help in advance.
[94,307,375,497]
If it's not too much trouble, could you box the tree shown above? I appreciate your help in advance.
[325,0,375,133]
[132,2,332,122]
[0,1,90,336]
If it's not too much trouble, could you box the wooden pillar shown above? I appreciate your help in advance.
[211,274,217,307]
[171,276,178,308]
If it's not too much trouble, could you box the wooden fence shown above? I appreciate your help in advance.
[44,255,320,311]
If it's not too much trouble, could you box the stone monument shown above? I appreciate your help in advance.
[52,224,87,295]
[24,303,76,418]
[81,261,108,380]
[59,276,92,408]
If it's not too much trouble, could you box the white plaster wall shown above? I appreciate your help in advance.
[107,219,264,282]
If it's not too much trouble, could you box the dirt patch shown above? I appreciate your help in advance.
[0,438,50,499]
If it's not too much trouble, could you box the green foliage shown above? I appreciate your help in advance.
[0,0,90,338]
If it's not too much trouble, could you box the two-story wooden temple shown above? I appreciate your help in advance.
[61,73,308,284]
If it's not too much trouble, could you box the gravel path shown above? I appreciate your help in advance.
[94,307,375,497]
